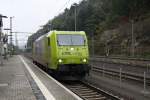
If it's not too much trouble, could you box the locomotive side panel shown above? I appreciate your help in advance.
[33,35,47,67]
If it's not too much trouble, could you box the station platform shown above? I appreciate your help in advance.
[0,55,82,100]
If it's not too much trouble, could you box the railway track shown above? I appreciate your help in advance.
[62,81,121,100]
[24,54,149,99]
[91,65,150,85]
[24,54,121,100]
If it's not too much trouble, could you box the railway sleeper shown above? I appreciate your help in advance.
[86,97,107,100]
[83,94,102,97]
[79,92,98,95]
[69,86,91,90]
[69,85,86,88]
[73,90,94,93]
[70,87,89,90]
[84,96,106,100]
[72,90,94,93]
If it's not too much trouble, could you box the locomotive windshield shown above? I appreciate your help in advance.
[57,34,85,46]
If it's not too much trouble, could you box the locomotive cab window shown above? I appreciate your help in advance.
[57,34,85,46]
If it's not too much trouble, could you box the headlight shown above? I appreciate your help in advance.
[83,59,87,62]
[58,59,62,63]
[70,48,74,51]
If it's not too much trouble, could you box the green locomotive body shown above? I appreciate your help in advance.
[32,31,90,77]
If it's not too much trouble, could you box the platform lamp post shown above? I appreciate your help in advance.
[0,14,8,65]
[72,4,77,31]
[131,20,135,57]
[10,16,14,56]
[75,5,77,31]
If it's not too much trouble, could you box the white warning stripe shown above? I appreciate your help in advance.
[19,56,55,100]
[29,59,83,100]
[21,56,83,100]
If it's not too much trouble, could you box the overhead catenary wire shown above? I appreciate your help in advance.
[54,0,71,17]
[47,0,72,30]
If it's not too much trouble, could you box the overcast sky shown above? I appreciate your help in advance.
[0,0,81,48]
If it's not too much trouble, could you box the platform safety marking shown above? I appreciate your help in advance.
[21,56,83,100]
[0,83,8,87]
[19,56,55,100]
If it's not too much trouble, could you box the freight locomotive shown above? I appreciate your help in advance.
[32,31,90,79]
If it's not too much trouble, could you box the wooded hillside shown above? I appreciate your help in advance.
[27,0,150,57]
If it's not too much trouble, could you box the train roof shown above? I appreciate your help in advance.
[46,31,86,37]
[35,31,86,42]
[35,34,46,42]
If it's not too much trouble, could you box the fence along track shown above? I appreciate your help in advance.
[91,65,150,85]
[63,81,120,100]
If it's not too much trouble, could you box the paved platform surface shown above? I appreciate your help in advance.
[0,56,36,100]
[0,55,82,100]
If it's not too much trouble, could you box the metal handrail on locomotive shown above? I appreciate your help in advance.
[32,31,90,78]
